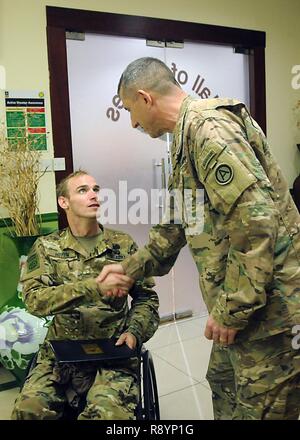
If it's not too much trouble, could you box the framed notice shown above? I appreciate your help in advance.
[5,90,47,150]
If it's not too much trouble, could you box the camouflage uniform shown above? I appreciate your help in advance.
[121,96,300,419]
[11,226,159,420]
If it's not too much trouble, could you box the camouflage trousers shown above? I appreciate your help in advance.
[11,360,139,420]
[206,331,300,420]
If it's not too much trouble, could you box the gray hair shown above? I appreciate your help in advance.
[117,57,179,99]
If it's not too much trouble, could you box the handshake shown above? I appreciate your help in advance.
[95,264,134,297]
[97,264,239,346]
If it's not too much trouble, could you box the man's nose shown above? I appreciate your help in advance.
[89,190,98,199]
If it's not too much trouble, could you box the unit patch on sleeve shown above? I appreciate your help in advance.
[215,163,234,185]
[27,252,40,272]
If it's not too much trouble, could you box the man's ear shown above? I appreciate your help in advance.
[137,89,153,106]
[58,196,69,210]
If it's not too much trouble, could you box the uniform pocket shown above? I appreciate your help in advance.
[231,333,297,398]
[48,252,80,281]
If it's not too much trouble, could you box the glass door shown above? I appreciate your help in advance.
[66,34,250,321]
[66,34,175,319]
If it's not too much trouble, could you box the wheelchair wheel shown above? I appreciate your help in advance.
[139,348,160,420]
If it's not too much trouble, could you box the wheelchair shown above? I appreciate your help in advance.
[135,345,160,420]
[23,343,160,420]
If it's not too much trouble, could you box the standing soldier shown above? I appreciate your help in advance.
[12,170,159,420]
[99,57,300,420]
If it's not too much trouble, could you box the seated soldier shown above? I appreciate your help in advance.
[11,170,159,420]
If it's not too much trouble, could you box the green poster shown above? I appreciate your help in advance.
[28,133,47,150]
[7,127,26,138]
[6,111,25,127]
[5,91,48,151]
[27,112,46,127]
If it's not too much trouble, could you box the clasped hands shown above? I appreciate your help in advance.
[95,263,133,297]
[96,264,238,345]
[95,264,136,349]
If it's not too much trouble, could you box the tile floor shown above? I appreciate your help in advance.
[0,314,214,420]
[145,314,214,420]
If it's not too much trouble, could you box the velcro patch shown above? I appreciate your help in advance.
[202,149,217,170]
[27,253,40,272]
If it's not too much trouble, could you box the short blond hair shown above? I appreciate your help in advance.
[56,170,89,198]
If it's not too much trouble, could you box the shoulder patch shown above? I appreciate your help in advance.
[200,143,257,214]
[26,252,40,272]
[215,163,234,185]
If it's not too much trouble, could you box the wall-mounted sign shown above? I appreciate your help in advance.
[4,90,47,150]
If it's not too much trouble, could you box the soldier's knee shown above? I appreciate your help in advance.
[11,395,57,420]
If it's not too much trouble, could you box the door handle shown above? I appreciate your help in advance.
[155,158,166,189]
[155,158,166,208]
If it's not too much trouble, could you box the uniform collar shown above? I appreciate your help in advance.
[171,96,244,163]
[60,225,114,258]
[177,95,194,125]
[172,95,194,161]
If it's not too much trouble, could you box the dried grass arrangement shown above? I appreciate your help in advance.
[0,124,46,236]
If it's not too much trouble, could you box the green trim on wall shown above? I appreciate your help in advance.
[0,212,58,229]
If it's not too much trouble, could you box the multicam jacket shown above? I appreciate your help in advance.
[21,226,159,346]
[122,96,300,341]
